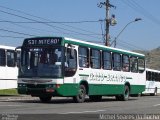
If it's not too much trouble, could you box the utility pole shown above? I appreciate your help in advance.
[98,0,116,46]
[105,0,110,46]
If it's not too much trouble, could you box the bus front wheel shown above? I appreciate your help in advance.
[73,84,86,103]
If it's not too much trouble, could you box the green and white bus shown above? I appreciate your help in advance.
[17,37,146,103]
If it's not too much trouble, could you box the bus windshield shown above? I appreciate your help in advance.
[19,46,63,78]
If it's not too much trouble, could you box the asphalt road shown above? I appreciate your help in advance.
[0,95,160,120]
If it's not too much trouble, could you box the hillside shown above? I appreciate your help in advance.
[134,47,160,70]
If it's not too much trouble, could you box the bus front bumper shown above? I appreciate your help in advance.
[18,83,57,96]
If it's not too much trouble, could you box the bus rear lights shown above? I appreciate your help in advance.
[46,88,55,93]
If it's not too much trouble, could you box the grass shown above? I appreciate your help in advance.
[0,88,19,96]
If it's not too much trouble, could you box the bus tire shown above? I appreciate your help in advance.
[122,85,130,101]
[73,84,86,103]
[89,95,102,102]
[39,96,52,103]
[116,85,130,101]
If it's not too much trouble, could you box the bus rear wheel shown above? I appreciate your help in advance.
[73,84,86,103]
[116,85,130,101]
[39,96,52,103]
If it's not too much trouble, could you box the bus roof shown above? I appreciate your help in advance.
[0,45,16,50]
[64,37,145,57]
[146,68,160,73]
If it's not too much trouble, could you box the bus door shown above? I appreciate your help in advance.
[64,44,77,84]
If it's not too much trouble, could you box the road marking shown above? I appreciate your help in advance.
[61,109,106,114]
[153,104,160,107]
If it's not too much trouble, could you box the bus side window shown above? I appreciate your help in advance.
[90,49,101,69]
[130,57,138,73]
[138,58,145,73]
[78,47,89,68]
[112,53,121,71]
[122,55,130,72]
[155,73,158,82]
[7,50,16,67]
[0,49,6,66]
[149,71,152,81]
[102,51,112,70]
[158,73,160,82]
[146,71,150,80]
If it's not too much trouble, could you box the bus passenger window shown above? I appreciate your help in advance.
[0,49,6,66]
[146,71,150,80]
[158,74,160,82]
[102,51,112,70]
[7,50,16,67]
[148,71,152,81]
[90,49,101,69]
[112,53,121,71]
[122,55,130,72]
[130,57,138,73]
[78,47,89,68]
[138,58,145,73]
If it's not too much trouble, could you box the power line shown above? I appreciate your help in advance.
[0,9,67,33]
[0,20,102,24]
[0,5,103,40]
[0,9,103,39]
[0,20,103,35]
[115,38,147,51]
[122,0,160,25]
[0,28,35,37]
[0,35,24,38]
[0,18,55,36]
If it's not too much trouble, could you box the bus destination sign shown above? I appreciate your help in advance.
[23,37,62,46]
